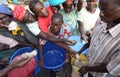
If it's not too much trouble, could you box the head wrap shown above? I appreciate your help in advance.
[13,6,26,21]
[0,4,12,15]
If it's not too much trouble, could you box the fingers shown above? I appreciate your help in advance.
[14,56,28,64]
[17,57,32,67]
[65,54,70,63]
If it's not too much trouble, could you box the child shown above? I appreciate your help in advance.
[29,0,54,35]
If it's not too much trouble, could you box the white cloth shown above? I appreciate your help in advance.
[0,35,18,48]
[0,0,8,4]
[26,21,41,36]
[77,7,100,33]
[8,21,18,31]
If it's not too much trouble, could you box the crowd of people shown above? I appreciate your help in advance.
[0,0,120,77]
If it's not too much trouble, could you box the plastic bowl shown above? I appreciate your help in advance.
[42,42,66,70]
[9,47,40,75]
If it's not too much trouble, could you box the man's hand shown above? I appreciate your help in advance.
[79,66,89,75]
[10,56,31,68]
[81,34,88,42]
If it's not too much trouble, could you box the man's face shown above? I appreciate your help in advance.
[50,18,63,35]
[0,13,11,25]
[63,3,72,14]
[87,0,97,9]
[33,2,49,17]
[99,0,120,23]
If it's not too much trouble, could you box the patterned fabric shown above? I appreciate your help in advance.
[59,9,79,36]
[13,6,26,21]
[54,24,71,39]
[86,21,120,77]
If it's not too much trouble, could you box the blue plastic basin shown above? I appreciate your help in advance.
[42,42,66,70]
[9,47,40,75]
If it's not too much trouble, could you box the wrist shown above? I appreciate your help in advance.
[8,64,15,70]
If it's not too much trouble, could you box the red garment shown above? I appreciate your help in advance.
[38,6,54,33]
[13,6,26,22]
[7,56,36,77]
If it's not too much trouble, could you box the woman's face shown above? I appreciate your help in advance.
[63,3,72,14]
[87,0,97,10]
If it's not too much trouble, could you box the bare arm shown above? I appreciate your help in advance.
[79,64,108,75]
[0,56,30,77]
[0,64,14,77]
[37,31,72,44]
[38,44,44,67]
[78,20,85,37]
[55,42,76,57]
[78,36,91,54]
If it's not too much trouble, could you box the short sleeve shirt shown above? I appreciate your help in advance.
[86,21,120,77]
[77,7,100,33]
[38,6,54,33]
[26,21,41,36]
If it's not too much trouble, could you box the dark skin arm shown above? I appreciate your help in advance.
[37,31,72,44]
[78,20,92,43]
[78,36,91,54]
[78,20,86,39]
[38,44,44,67]
[78,21,85,36]
[55,42,76,57]
[79,64,108,75]
[0,56,31,77]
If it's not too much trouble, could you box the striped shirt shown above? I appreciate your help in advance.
[86,21,120,77]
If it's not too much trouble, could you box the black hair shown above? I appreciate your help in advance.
[29,0,42,14]
[51,13,63,22]
[100,0,120,6]
[62,1,73,7]
[110,0,120,6]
